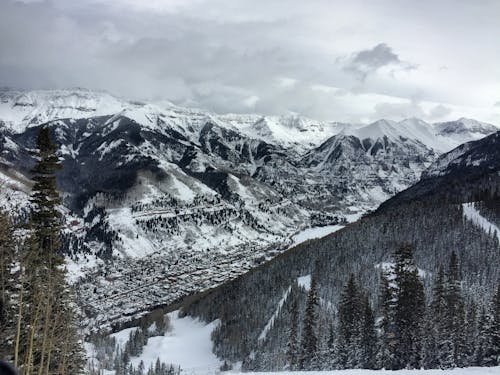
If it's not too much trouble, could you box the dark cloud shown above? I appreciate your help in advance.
[344,43,416,81]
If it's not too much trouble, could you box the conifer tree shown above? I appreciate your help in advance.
[0,211,15,360]
[393,244,425,369]
[375,271,396,370]
[439,251,466,368]
[423,266,445,368]
[360,295,377,369]
[286,299,299,369]
[485,283,500,366]
[299,276,319,369]
[336,274,362,369]
[14,126,85,374]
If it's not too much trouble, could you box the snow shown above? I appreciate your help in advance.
[258,273,313,342]
[127,311,222,374]
[258,286,292,342]
[229,368,500,375]
[297,274,311,291]
[463,202,500,242]
[291,225,345,245]
[375,262,429,279]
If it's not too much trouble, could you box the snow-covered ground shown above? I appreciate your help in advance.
[113,311,222,374]
[291,225,345,246]
[463,202,500,242]
[231,369,500,375]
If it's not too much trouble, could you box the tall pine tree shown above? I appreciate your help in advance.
[13,126,85,374]
[299,276,319,369]
[393,244,426,369]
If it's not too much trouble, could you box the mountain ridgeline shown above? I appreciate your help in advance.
[181,130,500,371]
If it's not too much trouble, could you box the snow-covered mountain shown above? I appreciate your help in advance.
[0,88,498,328]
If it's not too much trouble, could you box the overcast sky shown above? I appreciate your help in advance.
[1,0,499,124]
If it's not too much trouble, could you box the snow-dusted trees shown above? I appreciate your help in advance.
[11,127,84,375]
[182,194,500,372]
[299,276,319,369]
[0,211,15,360]
[285,299,299,370]
[392,244,426,369]
[335,274,362,368]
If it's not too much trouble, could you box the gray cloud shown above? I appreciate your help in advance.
[0,0,498,124]
[344,43,416,81]
[428,104,452,120]
[373,99,425,120]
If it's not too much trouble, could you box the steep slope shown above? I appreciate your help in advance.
[377,130,500,212]
[179,133,500,371]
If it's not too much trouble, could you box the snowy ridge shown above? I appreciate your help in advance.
[463,202,500,243]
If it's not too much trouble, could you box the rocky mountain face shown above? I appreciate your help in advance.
[0,88,497,328]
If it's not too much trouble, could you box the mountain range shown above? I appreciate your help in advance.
[0,87,498,329]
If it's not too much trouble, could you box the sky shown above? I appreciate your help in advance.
[0,0,499,124]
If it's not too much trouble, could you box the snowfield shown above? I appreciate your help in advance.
[112,310,222,374]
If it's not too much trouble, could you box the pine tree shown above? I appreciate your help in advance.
[299,276,319,369]
[360,295,377,369]
[393,244,426,369]
[13,126,85,374]
[486,283,500,366]
[0,211,15,360]
[439,251,466,368]
[464,299,478,365]
[375,271,397,370]
[285,299,299,369]
[423,266,445,368]
[335,274,362,369]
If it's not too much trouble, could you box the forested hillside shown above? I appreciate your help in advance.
[181,132,500,371]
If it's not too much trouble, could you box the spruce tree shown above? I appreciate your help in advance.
[375,271,396,370]
[14,126,85,374]
[299,276,319,369]
[360,295,377,369]
[335,274,362,369]
[423,266,445,368]
[487,283,500,366]
[393,244,425,369]
[439,251,466,368]
[285,299,299,369]
[0,211,15,360]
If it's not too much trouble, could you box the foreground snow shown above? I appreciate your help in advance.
[232,368,500,375]
[113,310,222,374]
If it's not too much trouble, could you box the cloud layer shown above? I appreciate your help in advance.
[1,0,499,124]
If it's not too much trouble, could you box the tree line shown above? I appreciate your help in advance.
[285,245,500,370]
